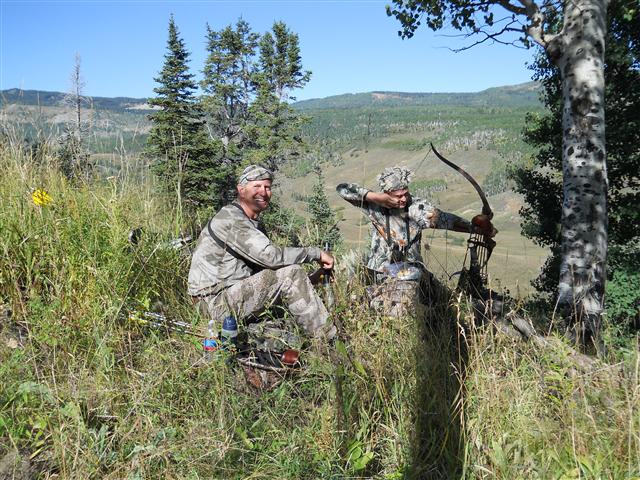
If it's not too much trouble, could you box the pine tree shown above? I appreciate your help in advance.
[146,15,223,213]
[200,19,259,203]
[201,19,259,158]
[59,53,92,180]
[200,19,311,200]
[306,166,342,249]
[246,22,312,172]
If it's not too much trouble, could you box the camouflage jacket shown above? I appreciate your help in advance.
[336,183,471,273]
[188,202,321,297]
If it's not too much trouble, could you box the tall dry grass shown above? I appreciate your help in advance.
[0,137,638,479]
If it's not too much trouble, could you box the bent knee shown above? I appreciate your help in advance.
[277,264,306,278]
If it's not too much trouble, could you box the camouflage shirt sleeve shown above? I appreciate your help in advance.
[336,183,371,209]
[212,204,321,269]
[409,197,472,232]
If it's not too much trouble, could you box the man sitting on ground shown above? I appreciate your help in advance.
[188,165,335,340]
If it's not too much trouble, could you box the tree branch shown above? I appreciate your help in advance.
[435,18,528,52]
[516,0,557,48]
[493,0,528,16]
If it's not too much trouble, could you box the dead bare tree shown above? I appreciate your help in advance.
[60,53,92,179]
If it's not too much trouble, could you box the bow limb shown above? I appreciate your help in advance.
[430,143,496,293]
[430,143,493,220]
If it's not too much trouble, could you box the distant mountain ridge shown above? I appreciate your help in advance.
[2,82,541,112]
[0,88,152,112]
[292,81,541,110]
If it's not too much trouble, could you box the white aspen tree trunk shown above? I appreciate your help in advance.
[552,0,608,340]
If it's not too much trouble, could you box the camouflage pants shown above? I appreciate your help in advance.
[198,265,334,338]
[367,269,452,317]
[369,279,426,318]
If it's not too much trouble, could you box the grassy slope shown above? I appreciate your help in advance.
[1,143,638,479]
[2,87,639,478]
[286,90,550,294]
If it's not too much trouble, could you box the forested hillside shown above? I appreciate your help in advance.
[294,81,540,109]
[2,83,540,156]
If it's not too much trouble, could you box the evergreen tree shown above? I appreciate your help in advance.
[200,18,311,200]
[201,19,259,158]
[258,22,311,102]
[306,166,342,249]
[59,53,92,180]
[513,0,639,330]
[146,15,223,213]
[246,22,312,172]
[200,19,259,203]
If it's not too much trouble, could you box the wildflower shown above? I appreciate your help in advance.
[32,189,53,207]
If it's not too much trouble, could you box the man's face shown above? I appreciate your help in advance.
[387,188,409,208]
[237,179,272,217]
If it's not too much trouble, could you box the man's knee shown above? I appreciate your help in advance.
[275,265,309,291]
[277,264,305,278]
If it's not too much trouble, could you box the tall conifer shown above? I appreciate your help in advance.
[200,19,311,177]
[200,19,259,202]
[146,15,222,213]
[306,166,342,249]
[246,22,311,172]
[201,19,258,154]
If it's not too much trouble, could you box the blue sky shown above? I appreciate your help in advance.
[2,0,537,101]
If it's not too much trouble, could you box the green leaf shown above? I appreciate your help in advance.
[352,359,367,377]
[352,451,374,471]
[335,339,349,359]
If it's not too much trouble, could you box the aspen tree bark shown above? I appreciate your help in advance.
[548,0,609,339]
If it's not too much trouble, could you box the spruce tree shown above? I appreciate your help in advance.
[199,18,313,216]
[146,15,222,213]
[246,21,311,172]
[200,19,259,202]
[59,53,91,180]
[306,166,342,249]
[201,19,259,157]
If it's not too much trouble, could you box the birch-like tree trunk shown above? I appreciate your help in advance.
[546,0,608,340]
[388,0,613,342]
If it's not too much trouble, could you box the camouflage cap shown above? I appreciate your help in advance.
[377,166,413,191]
[238,165,273,185]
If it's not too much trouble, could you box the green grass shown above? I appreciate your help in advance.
[1,142,638,479]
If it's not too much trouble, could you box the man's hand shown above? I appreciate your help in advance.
[472,214,498,237]
[319,250,334,270]
[365,191,404,209]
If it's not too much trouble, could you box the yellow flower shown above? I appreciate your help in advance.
[32,189,53,207]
